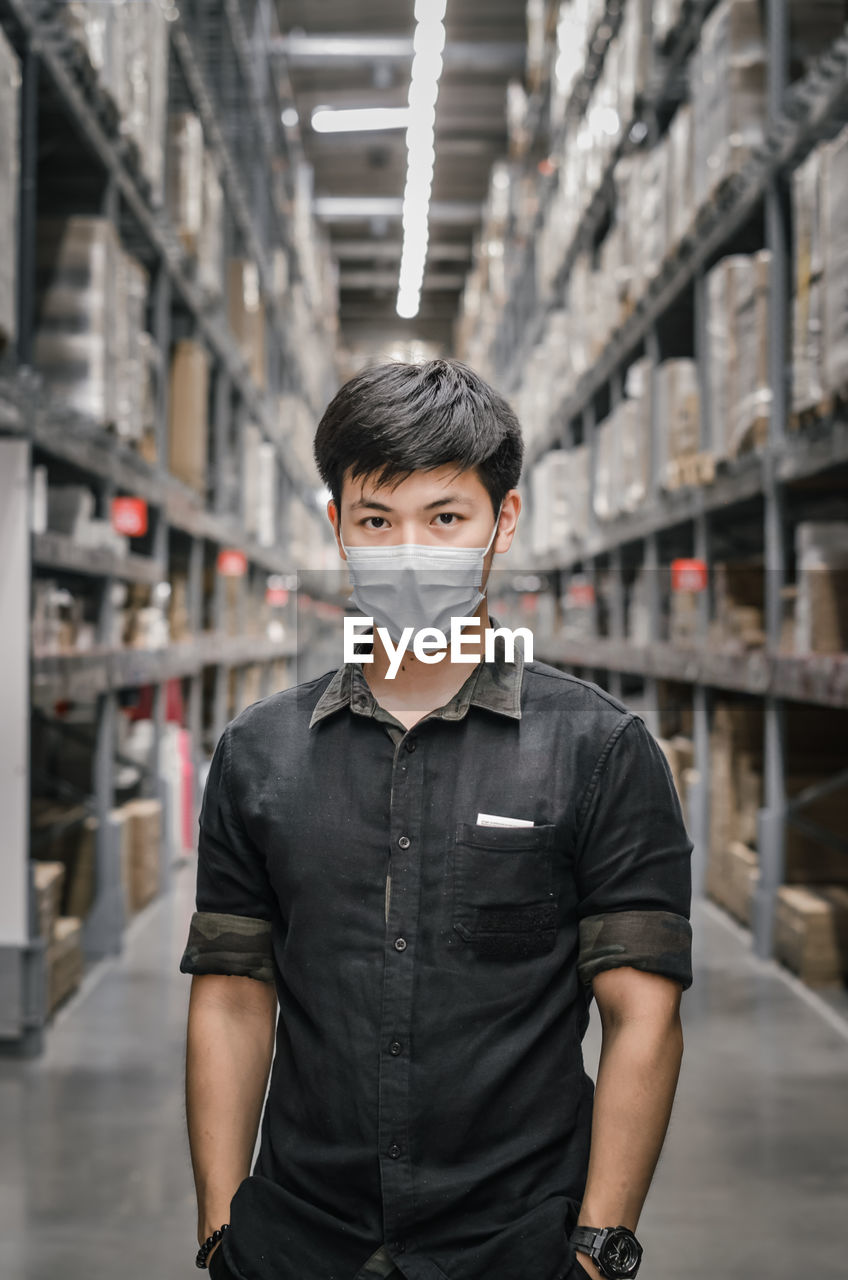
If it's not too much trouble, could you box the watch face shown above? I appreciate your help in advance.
[598,1228,643,1278]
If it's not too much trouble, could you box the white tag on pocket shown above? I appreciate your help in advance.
[476,812,535,828]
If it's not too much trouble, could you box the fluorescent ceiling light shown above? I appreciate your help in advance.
[396,3,448,318]
[311,106,412,133]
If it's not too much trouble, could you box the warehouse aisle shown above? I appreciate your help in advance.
[1,862,846,1280]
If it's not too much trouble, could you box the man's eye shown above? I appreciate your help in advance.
[435,513,459,525]
[363,516,387,529]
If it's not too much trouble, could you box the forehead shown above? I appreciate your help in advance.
[340,463,488,506]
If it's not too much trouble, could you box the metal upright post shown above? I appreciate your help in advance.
[16,48,38,367]
[186,535,205,815]
[214,367,232,517]
[607,371,625,699]
[84,477,125,962]
[691,268,713,898]
[643,327,662,732]
[754,0,790,959]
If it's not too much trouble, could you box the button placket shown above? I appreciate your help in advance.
[377,729,423,1240]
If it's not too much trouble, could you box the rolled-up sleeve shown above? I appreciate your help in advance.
[179,724,275,983]
[573,714,694,991]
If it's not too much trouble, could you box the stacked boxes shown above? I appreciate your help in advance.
[822,123,848,394]
[0,26,19,353]
[530,446,590,561]
[33,862,66,945]
[64,0,169,203]
[243,425,277,548]
[792,148,827,416]
[774,886,848,986]
[167,339,209,496]
[794,522,848,654]
[705,251,771,460]
[46,917,85,1015]
[655,359,701,486]
[692,0,767,208]
[228,260,267,389]
[124,799,161,914]
[34,218,152,439]
[167,113,205,256]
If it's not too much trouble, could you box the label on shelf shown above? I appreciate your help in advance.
[217,549,248,577]
[671,558,708,592]
[111,497,149,538]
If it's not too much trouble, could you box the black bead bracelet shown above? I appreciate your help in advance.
[196,1223,229,1269]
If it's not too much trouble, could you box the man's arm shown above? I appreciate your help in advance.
[573,966,684,1279]
[186,973,278,1264]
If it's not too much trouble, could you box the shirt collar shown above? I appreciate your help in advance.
[308,614,525,729]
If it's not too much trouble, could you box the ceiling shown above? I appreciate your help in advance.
[274,0,527,354]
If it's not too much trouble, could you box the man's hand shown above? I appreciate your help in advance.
[573,1251,603,1280]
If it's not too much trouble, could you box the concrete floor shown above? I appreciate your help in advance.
[1,862,846,1280]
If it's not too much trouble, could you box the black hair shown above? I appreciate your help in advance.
[313,358,524,520]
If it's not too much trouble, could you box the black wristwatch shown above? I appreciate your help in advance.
[571,1225,643,1278]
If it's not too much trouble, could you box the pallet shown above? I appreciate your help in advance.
[664,451,716,491]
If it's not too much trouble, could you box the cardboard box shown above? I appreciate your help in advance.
[46,917,84,1015]
[228,260,267,389]
[795,522,848,653]
[123,798,162,914]
[774,885,848,986]
[168,339,209,495]
[692,0,766,209]
[166,112,204,256]
[33,861,66,943]
[822,123,848,393]
[656,359,700,482]
[792,146,827,416]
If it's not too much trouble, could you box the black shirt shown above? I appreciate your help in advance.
[180,629,693,1280]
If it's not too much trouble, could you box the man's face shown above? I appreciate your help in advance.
[327,464,520,570]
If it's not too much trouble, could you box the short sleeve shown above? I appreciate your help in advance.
[179,724,275,983]
[573,714,693,991]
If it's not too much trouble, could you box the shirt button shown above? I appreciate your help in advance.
[389,1040,403,1055]
[388,1143,402,1159]
[404,739,417,753]
[397,835,410,849]
[394,937,407,952]
[394,1240,407,1253]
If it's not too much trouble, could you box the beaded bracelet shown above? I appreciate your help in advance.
[196,1223,229,1269]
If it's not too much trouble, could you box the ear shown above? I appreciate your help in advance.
[327,498,348,561]
[492,489,521,555]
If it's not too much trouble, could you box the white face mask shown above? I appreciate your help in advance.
[339,501,503,651]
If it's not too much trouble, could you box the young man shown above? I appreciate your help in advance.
[180,359,693,1280]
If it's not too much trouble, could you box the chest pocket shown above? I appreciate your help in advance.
[451,821,559,960]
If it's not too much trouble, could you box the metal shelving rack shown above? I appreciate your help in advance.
[488,0,848,973]
[0,0,339,1056]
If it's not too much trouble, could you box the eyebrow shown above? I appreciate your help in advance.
[349,493,476,512]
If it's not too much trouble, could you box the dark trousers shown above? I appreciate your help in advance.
[207,1240,590,1279]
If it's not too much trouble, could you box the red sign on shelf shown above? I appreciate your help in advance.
[566,580,596,608]
[671,558,708,592]
[266,587,289,606]
[111,496,148,538]
[217,549,248,577]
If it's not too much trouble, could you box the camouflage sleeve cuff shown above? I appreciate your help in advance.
[179,911,274,983]
[577,909,693,991]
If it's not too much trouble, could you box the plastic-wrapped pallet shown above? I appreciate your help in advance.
[167,113,205,256]
[593,417,619,523]
[706,253,769,461]
[123,0,169,204]
[692,0,766,210]
[656,359,700,487]
[197,150,225,300]
[731,249,771,455]
[792,145,827,416]
[34,217,121,424]
[114,249,150,442]
[0,27,19,353]
[666,105,695,253]
[822,123,848,395]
